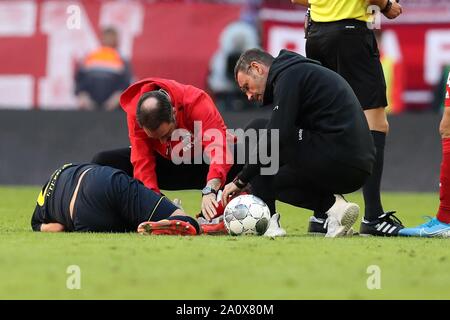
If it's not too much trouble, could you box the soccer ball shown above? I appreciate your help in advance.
[223,195,271,236]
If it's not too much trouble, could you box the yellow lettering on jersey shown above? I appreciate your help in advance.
[37,185,49,206]
[36,163,73,206]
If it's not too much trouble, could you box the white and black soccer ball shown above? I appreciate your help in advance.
[223,195,271,236]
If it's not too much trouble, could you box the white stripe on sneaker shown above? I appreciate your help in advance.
[388,226,397,234]
[377,221,387,231]
[382,224,392,233]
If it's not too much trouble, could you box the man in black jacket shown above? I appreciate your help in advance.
[222,49,378,237]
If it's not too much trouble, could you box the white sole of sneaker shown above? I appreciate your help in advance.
[263,229,287,237]
[358,233,372,237]
[325,203,359,238]
[308,227,356,237]
[325,225,346,237]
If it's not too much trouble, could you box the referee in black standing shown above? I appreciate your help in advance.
[293,0,404,236]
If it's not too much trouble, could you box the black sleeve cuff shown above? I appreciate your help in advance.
[237,163,260,185]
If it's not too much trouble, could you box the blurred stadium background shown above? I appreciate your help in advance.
[0,0,450,191]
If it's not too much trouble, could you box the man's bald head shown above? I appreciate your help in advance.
[136,90,174,131]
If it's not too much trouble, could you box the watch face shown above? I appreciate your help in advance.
[202,186,214,195]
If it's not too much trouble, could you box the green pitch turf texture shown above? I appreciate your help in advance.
[0,186,449,300]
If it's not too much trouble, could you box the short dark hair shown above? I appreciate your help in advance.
[102,26,118,37]
[101,27,119,48]
[136,90,173,130]
[234,48,274,80]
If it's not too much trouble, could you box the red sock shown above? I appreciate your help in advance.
[437,138,450,224]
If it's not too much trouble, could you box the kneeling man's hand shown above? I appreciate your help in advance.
[222,182,241,207]
[201,193,218,221]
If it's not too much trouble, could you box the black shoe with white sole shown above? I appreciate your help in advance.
[307,216,357,236]
[308,216,327,235]
[359,211,404,237]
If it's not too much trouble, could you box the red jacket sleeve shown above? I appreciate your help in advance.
[446,71,450,108]
[185,88,233,187]
[127,113,160,193]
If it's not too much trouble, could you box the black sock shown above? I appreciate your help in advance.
[363,130,386,221]
[249,175,277,216]
[318,195,336,215]
[266,200,276,216]
[167,215,200,234]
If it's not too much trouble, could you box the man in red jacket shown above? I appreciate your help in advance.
[92,78,242,221]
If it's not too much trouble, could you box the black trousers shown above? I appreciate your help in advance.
[92,119,369,215]
[251,152,369,215]
[91,120,274,191]
[305,19,387,109]
[246,120,370,215]
[92,148,245,191]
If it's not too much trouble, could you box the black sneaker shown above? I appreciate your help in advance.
[359,211,404,237]
[307,216,357,236]
[308,216,327,236]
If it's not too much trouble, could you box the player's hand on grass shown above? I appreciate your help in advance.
[201,193,219,221]
[222,182,241,207]
[383,0,402,19]
[40,223,65,232]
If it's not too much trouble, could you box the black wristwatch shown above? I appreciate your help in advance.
[201,186,217,197]
[382,0,393,13]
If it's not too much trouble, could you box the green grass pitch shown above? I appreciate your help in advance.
[0,186,449,300]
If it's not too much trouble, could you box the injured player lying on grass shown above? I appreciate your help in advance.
[31,163,228,235]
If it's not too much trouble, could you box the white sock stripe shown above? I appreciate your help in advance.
[377,221,387,231]
[388,226,397,234]
[382,224,392,233]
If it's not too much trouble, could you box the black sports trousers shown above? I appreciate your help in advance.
[92,119,369,215]
[305,19,388,109]
[92,147,244,191]
[247,119,370,214]
[72,165,178,232]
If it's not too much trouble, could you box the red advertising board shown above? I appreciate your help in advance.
[1,0,449,110]
[0,0,240,109]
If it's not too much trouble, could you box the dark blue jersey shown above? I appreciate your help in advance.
[31,163,95,232]
[31,164,178,232]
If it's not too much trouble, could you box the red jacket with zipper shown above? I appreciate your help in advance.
[120,77,233,193]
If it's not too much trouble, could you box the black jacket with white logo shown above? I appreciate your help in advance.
[239,50,375,182]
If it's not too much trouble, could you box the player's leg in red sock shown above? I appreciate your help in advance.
[437,82,450,224]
